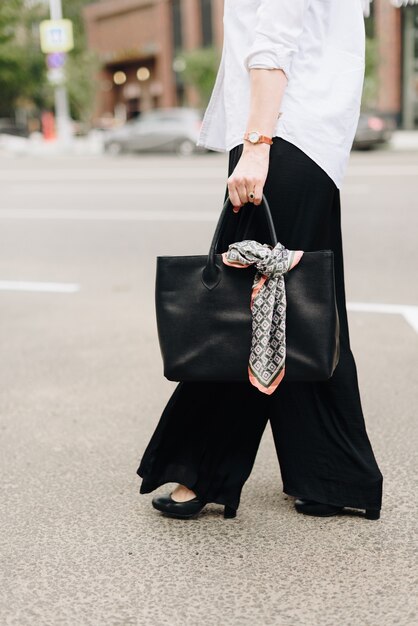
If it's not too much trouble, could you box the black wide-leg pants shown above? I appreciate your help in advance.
[137,138,383,513]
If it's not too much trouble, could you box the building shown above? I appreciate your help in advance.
[372,0,418,128]
[83,0,223,123]
[84,0,418,129]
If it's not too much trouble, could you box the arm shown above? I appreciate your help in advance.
[228,69,287,211]
[227,0,310,212]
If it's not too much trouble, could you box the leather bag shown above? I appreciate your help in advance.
[155,194,340,382]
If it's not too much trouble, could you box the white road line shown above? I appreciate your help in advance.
[0,282,417,336]
[0,164,416,181]
[347,165,418,177]
[0,209,220,221]
[0,281,80,293]
[0,169,225,182]
[347,302,418,335]
[3,186,218,195]
[1,183,369,194]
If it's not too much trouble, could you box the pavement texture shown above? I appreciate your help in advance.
[0,150,417,626]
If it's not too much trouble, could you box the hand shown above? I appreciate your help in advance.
[227,143,270,213]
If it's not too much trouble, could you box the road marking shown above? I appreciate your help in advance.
[0,164,416,182]
[347,301,418,335]
[1,182,368,193]
[0,169,226,182]
[347,165,418,177]
[0,209,220,221]
[0,281,416,335]
[3,186,219,195]
[0,280,80,293]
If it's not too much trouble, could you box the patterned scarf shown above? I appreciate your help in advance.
[222,240,303,395]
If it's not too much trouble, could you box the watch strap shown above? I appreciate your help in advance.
[244,132,273,145]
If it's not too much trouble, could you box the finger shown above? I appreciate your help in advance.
[227,183,242,212]
[245,177,258,202]
[252,182,264,206]
[236,181,249,206]
[247,185,257,203]
[238,185,248,205]
[229,175,248,206]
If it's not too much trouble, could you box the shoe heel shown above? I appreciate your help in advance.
[224,505,236,519]
[365,509,380,520]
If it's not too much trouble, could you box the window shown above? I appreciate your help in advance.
[172,0,183,51]
[200,0,213,47]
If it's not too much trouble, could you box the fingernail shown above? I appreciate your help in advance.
[233,206,239,213]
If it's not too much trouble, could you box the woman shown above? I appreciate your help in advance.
[137,0,383,520]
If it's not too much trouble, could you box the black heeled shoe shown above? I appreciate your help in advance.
[152,493,236,519]
[294,499,380,520]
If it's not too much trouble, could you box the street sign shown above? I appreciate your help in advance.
[46,52,67,69]
[47,68,65,86]
[40,19,74,53]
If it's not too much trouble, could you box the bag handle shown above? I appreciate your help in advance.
[202,193,278,289]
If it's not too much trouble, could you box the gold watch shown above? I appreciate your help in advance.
[243,131,273,145]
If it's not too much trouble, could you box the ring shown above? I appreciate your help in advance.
[248,191,255,201]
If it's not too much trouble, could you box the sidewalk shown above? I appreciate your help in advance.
[0,132,104,157]
[1,129,418,158]
[389,130,418,151]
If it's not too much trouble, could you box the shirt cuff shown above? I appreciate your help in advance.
[244,44,292,80]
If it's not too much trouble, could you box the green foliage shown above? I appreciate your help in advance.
[0,1,51,117]
[0,1,21,45]
[0,0,98,123]
[178,46,221,107]
[0,0,42,116]
[66,50,99,124]
[362,37,378,109]
[62,0,100,123]
[62,0,89,53]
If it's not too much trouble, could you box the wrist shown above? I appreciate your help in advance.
[242,141,271,155]
[243,130,273,147]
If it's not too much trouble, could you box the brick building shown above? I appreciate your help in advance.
[372,1,418,128]
[83,0,223,123]
[84,0,418,129]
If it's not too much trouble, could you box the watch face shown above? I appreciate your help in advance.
[248,131,260,143]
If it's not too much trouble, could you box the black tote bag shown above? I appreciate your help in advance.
[155,194,340,382]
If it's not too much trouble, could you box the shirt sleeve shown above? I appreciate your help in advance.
[243,0,311,80]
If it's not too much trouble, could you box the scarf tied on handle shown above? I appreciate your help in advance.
[222,240,304,395]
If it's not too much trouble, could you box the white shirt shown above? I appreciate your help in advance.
[196,0,366,189]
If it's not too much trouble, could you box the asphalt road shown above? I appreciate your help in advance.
[0,149,417,626]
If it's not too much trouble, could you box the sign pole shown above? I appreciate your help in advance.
[49,0,72,144]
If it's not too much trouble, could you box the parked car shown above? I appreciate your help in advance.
[103,108,206,155]
[353,112,392,150]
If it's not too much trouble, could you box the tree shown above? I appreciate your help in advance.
[177,46,221,108]
[362,8,378,109]
[0,0,98,124]
[0,1,46,117]
[0,1,51,119]
[60,0,99,123]
[66,1,99,123]
[362,37,378,109]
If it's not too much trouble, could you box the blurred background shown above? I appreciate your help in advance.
[1,2,418,626]
[1,0,418,152]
